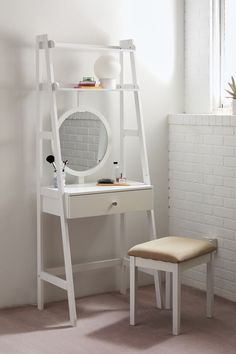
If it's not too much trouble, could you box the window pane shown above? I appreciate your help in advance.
[223,0,236,101]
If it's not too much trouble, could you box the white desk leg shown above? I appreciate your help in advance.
[120,213,127,295]
[60,213,77,326]
[37,205,44,310]
[206,253,214,318]
[147,210,162,309]
[172,265,181,335]
[130,256,138,325]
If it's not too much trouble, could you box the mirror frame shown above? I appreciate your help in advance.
[58,106,112,177]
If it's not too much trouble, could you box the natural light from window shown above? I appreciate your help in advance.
[222,0,236,104]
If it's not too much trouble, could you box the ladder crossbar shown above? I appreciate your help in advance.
[123,129,139,137]
[40,131,53,140]
[51,41,135,52]
[40,271,67,290]
[47,258,121,276]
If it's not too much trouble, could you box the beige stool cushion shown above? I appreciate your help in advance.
[128,236,216,263]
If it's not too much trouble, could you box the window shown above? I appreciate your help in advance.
[220,0,236,107]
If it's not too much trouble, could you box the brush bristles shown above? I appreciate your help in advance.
[46,155,55,164]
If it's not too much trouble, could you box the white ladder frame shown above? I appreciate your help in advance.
[36,34,162,326]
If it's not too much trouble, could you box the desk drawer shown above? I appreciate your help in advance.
[66,189,153,218]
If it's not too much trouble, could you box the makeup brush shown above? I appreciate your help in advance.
[62,160,68,172]
[46,155,57,172]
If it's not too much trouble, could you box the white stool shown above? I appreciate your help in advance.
[128,236,217,335]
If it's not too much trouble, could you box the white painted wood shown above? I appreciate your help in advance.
[129,43,162,310]
[206,253,214,318]
[130,51,150,185]
[165,272,172,310]
[59,210,77,326]
[179,253,211,272]
[153,271,162,309]
[118,48,128,296]
[36,36,44,311]
[40,271,67,290]
[119,48,125,176]
[147,210,162,309]
[135,257,176,272]
[52,41,135,52]
[67,189,153,218]
[42,196,61,216]
[130,256,137,325]
[39,82,139,92]
[42,34,77,326]
[119,214,127,295]
[131,251,216,335]
[41,181,152,196]
[40,131,53,140]
[123,129,139,137]
[36,35,157,326]
[47,258,121,276]
[172,264,181,335]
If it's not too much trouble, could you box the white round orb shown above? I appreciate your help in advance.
[94,55,121,79]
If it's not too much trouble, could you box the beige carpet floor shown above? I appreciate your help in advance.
[0,285,235,354]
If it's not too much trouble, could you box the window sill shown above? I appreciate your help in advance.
[168,113,236,126]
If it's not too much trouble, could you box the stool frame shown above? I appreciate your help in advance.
[130,251,215,335]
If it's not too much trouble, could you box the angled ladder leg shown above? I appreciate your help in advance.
[206,253,214,318]
[120,213,128,295]
[60,208,77,326]
[147,210,162,309]
[36,38,44,310]
[37,200,44,310]
[130,256,138,325]
[119,47,128,295]
[128,45,162,310]
[43,34,77,326]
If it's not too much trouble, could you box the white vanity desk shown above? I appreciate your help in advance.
[36,35,161,326]
[40,181,154,320]
[41,181,153,219]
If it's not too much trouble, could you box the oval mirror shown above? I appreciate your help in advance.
[58,106,111,176]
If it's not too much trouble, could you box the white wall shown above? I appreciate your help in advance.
[0,0,184,308]
[185,0,213,113]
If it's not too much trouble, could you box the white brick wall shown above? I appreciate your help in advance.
[169,114,236,302]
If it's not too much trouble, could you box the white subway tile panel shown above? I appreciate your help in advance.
[169,114,236,302]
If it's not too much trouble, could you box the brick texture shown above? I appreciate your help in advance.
[59,111,107,171]
[169,114,236,302]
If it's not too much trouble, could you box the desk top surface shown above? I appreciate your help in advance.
[41,181,153,198]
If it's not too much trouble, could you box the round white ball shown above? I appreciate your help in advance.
[94,55,121,79]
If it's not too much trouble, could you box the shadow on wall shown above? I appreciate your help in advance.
[0,21,115,307]
[0,0,184,308]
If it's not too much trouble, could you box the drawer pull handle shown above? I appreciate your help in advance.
[112,201,118,206]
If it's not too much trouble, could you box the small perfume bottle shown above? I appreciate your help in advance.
[113,161,120,182]
[118,173,126,184]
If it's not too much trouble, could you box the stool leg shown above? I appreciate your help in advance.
[165,272,172,309]
[206,253,214,318]
[172,265,181,335]
[154,271,162,309]
[130,256,138,325]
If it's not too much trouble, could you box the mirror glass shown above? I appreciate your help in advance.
[59,110,109,172]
